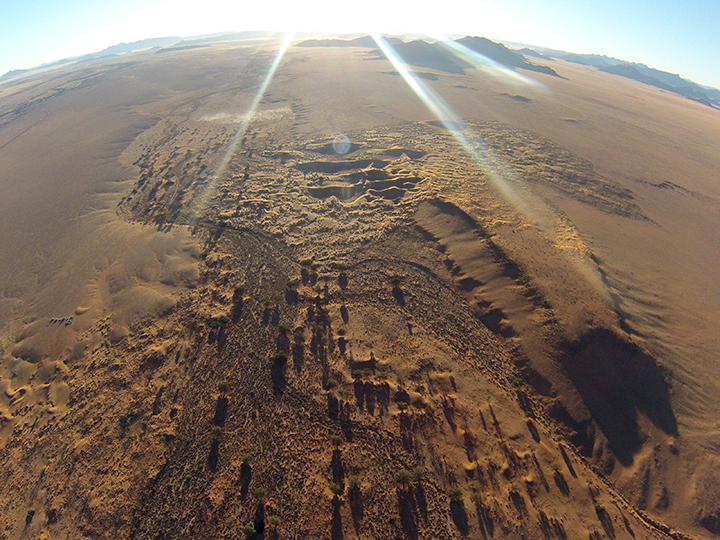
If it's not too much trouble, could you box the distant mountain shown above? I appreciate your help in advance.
[0,68,31,82]
[383,39,471,74]
[524,46,720,108]
[94,37,182,56]
[454,36,560,77]
[174,31,281,46]
[296,36,403,48]
[0,37,184,82]
[297,35,560,77]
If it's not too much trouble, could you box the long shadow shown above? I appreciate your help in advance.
[213,396,228,427]
[331,450,345,491]
[331,495,344,540]
[450,499,469,536]
[397,488,419,540]
[240,462,252,500]
[207,439,220,471]
[270,353,287,394]
[349,485,364,533]
[558,327,677,465]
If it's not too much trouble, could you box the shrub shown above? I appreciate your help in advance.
[337,328,347,336]
[218,381,230,394]
[327,379,337,389]
[349,476,361,489]
[330,483,343,495]
[253,487,267,498]
[394,469,413,485]
[244,522,256,536]
[211,426,222,436]
[268,515,281,527]
[397,401,408,411]
[448,488,463,501]
[330,434,342,446]
[241,453,252,464]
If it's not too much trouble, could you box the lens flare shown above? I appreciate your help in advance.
[371,33,538,219]
[371,33,609,299]
[431,34,547,90]
[332,133,351,154]
[189,31,294,223]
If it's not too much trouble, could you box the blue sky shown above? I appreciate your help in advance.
[1,0,719,89]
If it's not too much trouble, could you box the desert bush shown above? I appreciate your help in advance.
[268,515,281,527]
[330,434,343,446]
[448,488,463,501]
[218,381,230,394]
[244,522,256,536]
[349,476,361,489]
[330,483,343,495]
[394,469,413,486]
[211,426,222,436]
[327,379,337,389]
[241,453,253,464]
[397,401,408,411]
[254,487,267,499]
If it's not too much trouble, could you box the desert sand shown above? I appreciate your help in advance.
[1,36,720,539]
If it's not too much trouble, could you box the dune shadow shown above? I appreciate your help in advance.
[559,328,677,465]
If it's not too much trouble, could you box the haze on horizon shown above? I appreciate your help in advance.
[1,0,719,90]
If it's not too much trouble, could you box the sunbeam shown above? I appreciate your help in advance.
[371,33,610,299]
[189,31,294,223]
[432,34,547,90]
[371,33,546,226]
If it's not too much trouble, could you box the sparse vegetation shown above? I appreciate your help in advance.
[330,434,342,446]
[241,453,252,464]
[268,515,281,527]
[394,469,413,486]
[448,488,463,500]
[244,522,256,536]
[330,482,343,495]
[326,378,337,389]
[349,476,361,488]
[253,487,267,499]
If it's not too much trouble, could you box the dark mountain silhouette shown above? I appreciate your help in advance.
[297,35,560,77]
[384,39,471,74]
[296,36,403,48]
[455,36,560,76]
[525,47,720,108]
